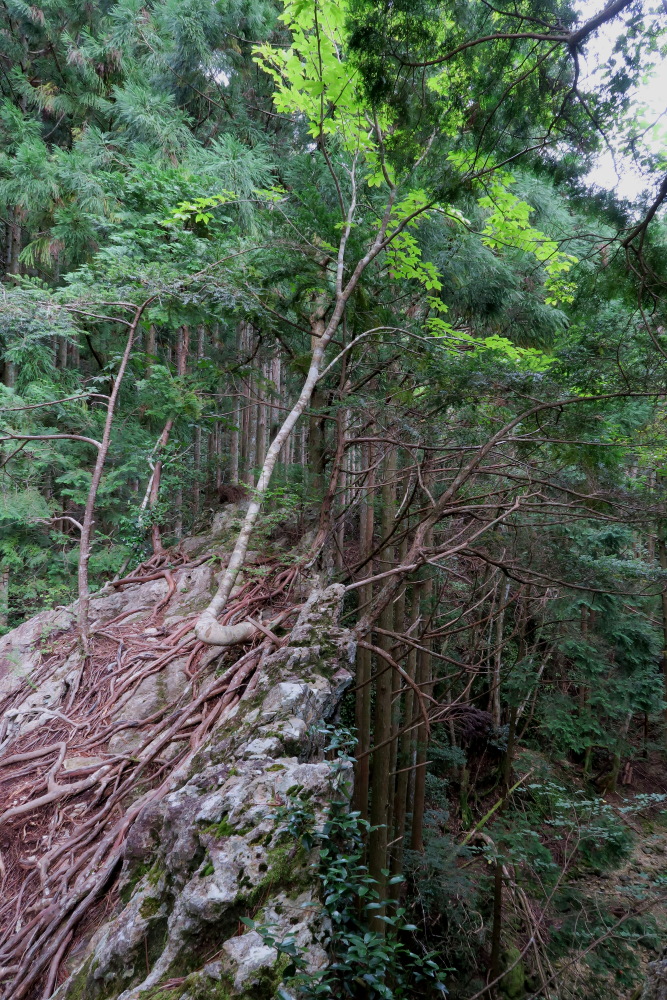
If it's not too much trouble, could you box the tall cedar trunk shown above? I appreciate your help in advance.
[489,859,504,990]
[369,447,397,927]
[658,533,667,731]
[193,325,205,521]
[257,362,267,468]
[335,407,349,570]
[391,575,416,879]
[146,324,157,370]
[309,387,325,492]
[354,440,374,820]
[4,210,13,276]
[242,380,251,486]
[230,397,240,484]
[271,356,281,435]
[247,394,258,482]
[0,569,8,629]
[150,418,174,555]
[215,420,222,491]
[173,327,189,539]
[176,326,190,531]
[491,579,511,728]
[312,371,348,554]
[388,527,407,860]
[6,206,20,277]
[410,545,433,852]
[207,425,213,496]
[308,311,327,493]
[2,215,16,385]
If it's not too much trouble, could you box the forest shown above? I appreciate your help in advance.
[1,0,667,998]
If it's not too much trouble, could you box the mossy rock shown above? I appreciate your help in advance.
[500,945,525,999]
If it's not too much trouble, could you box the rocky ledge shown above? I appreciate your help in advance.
[55,584,354,1000]
[0,531,354,1000]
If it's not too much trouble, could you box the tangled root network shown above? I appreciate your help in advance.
[0,546,301,999]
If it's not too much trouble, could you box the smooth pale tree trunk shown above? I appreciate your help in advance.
[77,300,153,646]
[195,293,350,644]
[194,175,398,644]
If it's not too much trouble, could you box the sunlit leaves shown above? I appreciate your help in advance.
[479,179,578,305]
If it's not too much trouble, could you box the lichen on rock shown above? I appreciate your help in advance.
[51,583,354,1000]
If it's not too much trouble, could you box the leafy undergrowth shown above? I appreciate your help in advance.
[396,735,667,1000]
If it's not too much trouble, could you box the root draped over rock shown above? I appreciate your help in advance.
[0,544,350,1000]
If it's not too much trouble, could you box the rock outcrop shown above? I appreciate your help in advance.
[0,523,354,1000]
[643,958,667,1000]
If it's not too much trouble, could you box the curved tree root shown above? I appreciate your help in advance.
[0,553,300,999]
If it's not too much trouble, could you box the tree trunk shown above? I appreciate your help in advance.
[0,569,9,629]
[58,337,68,370]
[369,447,397,926]
[149,419,174,556]
[230,397,240,484]
[173,327,189,539]
[194,292,347,642]
[308,311,327,494]
[391,577,417,879]
[77,300,152,645]
[658,533,667,732]
[193,325,205,520]
[146,324,157,370]
[410,557,432,852]
[491,580,511,728]
[489,858,504,991]
[354,441,374,821]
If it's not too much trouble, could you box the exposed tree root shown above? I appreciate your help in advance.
[0,547,301,999]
